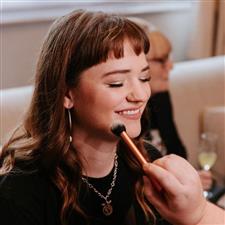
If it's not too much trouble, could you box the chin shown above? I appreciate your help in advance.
[125,122,141,138]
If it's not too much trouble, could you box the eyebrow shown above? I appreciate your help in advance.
[102,65,150,77]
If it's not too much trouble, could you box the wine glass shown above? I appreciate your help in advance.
[198,132,218,199]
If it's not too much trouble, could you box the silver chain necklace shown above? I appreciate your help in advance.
[81,154,118,216]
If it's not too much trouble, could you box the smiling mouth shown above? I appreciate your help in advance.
[116,108,142,119]
[118,109,140,115]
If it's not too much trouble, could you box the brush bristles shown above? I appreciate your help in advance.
[111,124,126,136]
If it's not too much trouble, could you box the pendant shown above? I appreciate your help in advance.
[102,201,113,216]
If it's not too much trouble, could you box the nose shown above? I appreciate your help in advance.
[126,81,150,103]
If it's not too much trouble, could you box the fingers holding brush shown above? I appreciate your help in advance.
[143,162,183,197]
[143,155,207,225]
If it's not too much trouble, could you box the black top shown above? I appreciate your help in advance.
[148,91,187,159]
[0,145,171,225]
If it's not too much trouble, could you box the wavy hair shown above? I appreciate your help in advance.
[0,10,154,224]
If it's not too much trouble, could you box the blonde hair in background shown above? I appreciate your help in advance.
[128,17,172,59]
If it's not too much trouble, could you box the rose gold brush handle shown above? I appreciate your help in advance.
[120,131,147,165]
[120,131,162,192]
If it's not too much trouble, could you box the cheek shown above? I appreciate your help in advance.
[72,82,100,110]
[76,84,125,111]
[97,89,126,110]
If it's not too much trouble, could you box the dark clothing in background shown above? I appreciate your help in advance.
[148,91,187,159]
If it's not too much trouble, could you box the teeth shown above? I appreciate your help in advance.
[119,109,140,115]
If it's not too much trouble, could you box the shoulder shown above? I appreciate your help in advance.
[1,159,49,196]
[0,167,47,199]
[0,163,60,225]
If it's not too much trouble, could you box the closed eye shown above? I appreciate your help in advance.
[139,76,151,82]
[108,82,123,88]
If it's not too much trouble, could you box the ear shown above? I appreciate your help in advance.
[64,89,74,109]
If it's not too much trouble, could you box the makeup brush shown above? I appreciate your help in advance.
[111,124,147,165]
[111,123,161,191]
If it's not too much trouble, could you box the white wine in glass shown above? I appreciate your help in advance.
[198,132,218,199]
[198,151,217,171]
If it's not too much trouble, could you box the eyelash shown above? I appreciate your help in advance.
[108,83,123,88]
[107,76,151,88]
[140,77,151,82]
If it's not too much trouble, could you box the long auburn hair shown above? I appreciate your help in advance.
[0,9,154,224]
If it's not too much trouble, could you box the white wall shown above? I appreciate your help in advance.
[1,3,192,89]
[1,22,51,89]
[140,10,191,62]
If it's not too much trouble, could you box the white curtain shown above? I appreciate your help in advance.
[188,0,225,59]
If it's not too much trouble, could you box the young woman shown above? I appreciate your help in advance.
[0,9,224,225]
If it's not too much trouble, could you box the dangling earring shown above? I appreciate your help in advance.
[68,109,72,143]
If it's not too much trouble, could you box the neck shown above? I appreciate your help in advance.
[72,134,118,178]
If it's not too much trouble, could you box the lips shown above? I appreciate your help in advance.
[118,109,140,115]
[116,108,142,120]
